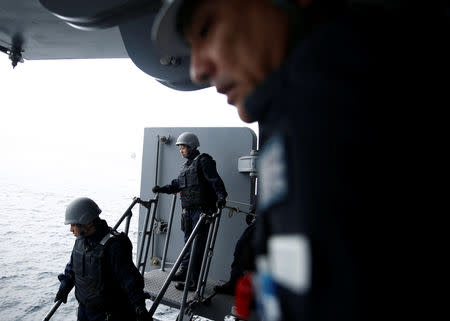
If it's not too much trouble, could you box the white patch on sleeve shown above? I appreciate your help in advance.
[258,136,288,211]
[268,234,311,294]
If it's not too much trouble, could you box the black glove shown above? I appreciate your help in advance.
[152,185,161,193]
[54,287,69,304]
[55,273,73,304]
[216,198,226,209]
[246,213,255,225]
[135,306,152,321]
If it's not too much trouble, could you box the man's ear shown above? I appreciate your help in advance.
[85,221,94,230]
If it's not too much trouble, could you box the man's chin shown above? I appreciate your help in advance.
[237,104,254,123]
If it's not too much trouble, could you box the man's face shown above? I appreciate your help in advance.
[70,222,94,237]
[70,224,82,237]
[178,144,190,157]
[184,0,290,122]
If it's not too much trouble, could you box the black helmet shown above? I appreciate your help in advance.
[152,0,190,56]
[65,197,101,225]
[151,0,298,56]
[176,132,200,148]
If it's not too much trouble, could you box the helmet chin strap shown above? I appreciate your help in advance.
[77,223,92,237]
[184,146,195,158]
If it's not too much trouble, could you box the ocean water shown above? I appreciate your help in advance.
[0,157,200,321]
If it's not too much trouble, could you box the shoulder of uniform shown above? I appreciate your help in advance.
[110,229,122,237]
[101,229,128,246]
[198,153,213,161]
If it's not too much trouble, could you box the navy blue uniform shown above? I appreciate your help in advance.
[229,221,255,283]
[58,220,146,321]
[159,149,227,282]
[246,8,446,321]
[159,149,228,205]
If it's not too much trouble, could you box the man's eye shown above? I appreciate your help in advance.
[198,19,212,39]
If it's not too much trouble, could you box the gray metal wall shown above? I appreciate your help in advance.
[139,127,256,281]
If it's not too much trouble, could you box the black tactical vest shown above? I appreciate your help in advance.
[178,153,217,209]
[72,230,119,309]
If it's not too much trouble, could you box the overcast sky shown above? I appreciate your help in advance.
[0,55,258,183]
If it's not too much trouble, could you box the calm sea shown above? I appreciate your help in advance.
[0,156,195,321]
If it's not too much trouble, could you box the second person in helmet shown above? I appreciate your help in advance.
[152,132,227,291]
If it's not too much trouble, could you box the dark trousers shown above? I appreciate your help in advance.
[77,304,106,321]
[77,303,136,321]
[181,208,209,283]
[230,222,256,282]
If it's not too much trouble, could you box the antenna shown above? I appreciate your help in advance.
[0,44,24,68]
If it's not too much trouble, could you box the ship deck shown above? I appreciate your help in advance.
[144,269,235,320]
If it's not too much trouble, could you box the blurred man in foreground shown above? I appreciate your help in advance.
[152,0,447,320]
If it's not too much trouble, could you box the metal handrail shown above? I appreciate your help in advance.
[198,210,222,298]
[42,300,63,321]
[136,194,159,275]
[179,234,198,319]
[196,215,216,295]
[112,197,139,233]
[148,212,208,317]
[145,207,223,321]
[161,194,177,271]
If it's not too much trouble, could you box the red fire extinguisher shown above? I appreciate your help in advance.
[233,273,253,320]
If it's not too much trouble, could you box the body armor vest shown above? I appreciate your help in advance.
[178,153,217,209]
[72,229,119,309]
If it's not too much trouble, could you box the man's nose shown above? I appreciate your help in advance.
[190,49,215,85]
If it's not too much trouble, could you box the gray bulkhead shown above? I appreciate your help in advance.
[138,127,257,281]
